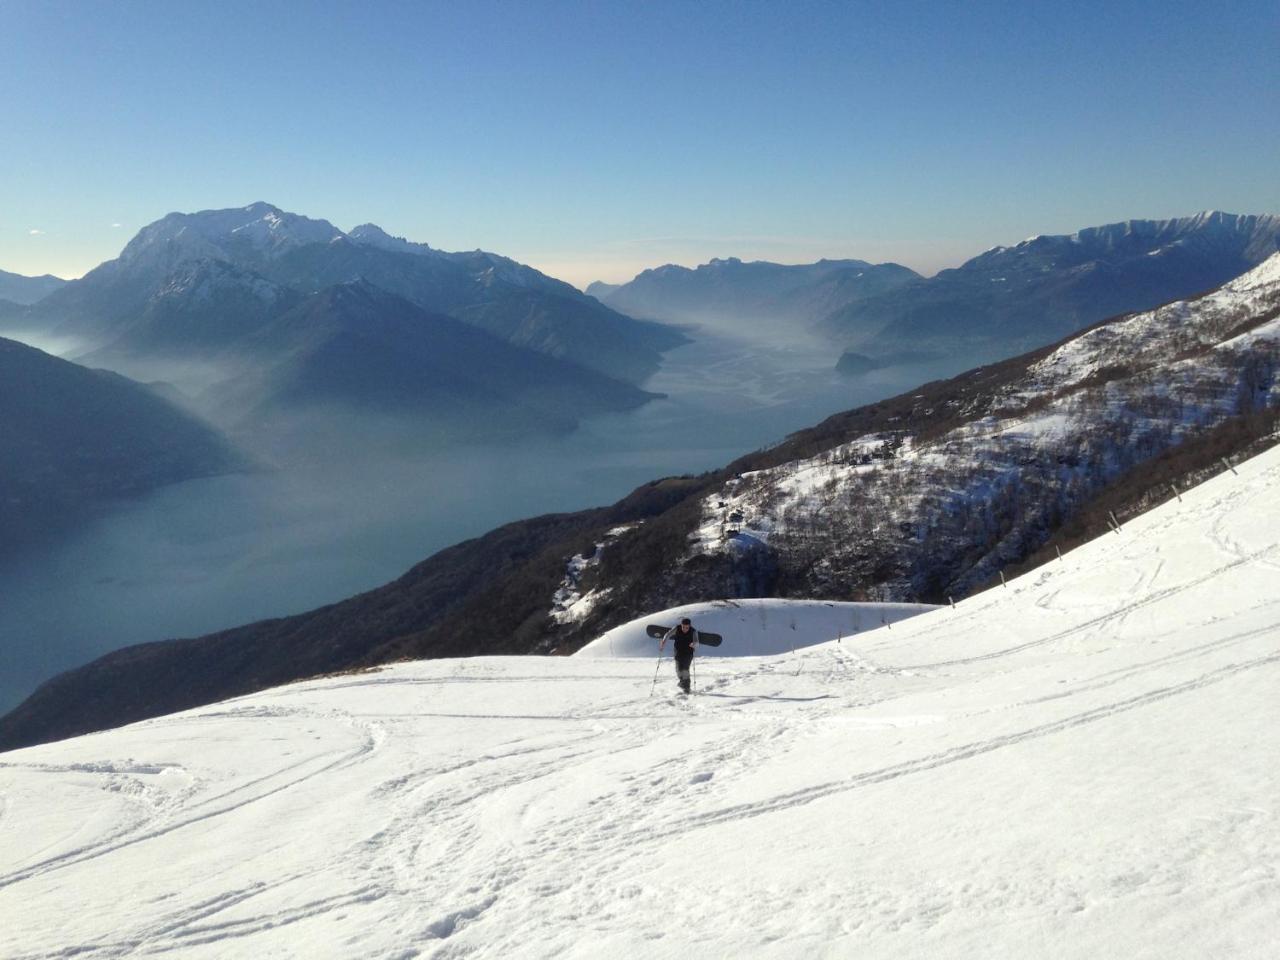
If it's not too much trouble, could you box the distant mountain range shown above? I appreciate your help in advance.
[591,212,1280,371]
[2,203,685,440]
[0,336,242,556]
[589,257,921,332]
[0,268,66,305]
[828,210,1280,363]
[8,252,1277,750]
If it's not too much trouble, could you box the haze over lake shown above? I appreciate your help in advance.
[0,326,964,711]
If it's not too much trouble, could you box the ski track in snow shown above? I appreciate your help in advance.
[3,449,1280,958]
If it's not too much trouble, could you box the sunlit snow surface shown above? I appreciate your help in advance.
[3,445,1280,958]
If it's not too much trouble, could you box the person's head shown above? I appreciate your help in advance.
[680,617,691,631]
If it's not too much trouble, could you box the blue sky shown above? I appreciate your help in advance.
[2,0,1277,286]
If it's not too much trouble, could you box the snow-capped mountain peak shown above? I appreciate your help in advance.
[118,202,345,271]
[227,205,344,252]
[348,222,433,256]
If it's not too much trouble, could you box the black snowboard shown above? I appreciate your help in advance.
[646,624,723,647]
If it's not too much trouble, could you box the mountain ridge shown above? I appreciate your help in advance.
[0,268,66,305]
[587,212,1280,371]
[592,255,921,330]
[828,210,1280,362]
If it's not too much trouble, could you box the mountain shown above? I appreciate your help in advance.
[23,202,685,384]
[78,257,302,361]
[828,210,1280,365]
[200,279,658,434]
[0,337,242,556]
[5,204,344,344]
[0,268,66,305]
[3,448,1277,957]
[4,253,1277,750]
[347,222,432,254]
[593,256,921,331]
[584,280,622,300]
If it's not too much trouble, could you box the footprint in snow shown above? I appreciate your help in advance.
[689,772,714,784]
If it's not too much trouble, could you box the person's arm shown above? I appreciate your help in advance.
[660,626,677,651]
[690,629,700,648]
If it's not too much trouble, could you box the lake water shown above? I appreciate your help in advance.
[0,327,963,711]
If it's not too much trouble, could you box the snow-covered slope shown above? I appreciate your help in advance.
[576,598,936,658]
[3,445,1279,958]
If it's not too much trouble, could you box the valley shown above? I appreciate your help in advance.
[0,322,963,713]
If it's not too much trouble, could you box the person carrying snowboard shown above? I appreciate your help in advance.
[660,617,700,694]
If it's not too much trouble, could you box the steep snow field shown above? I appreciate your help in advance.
[576,598,937,658]
[3,446,1279,958]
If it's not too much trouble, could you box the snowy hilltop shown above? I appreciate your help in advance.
[2,442,1278,957]
[575,598,935,658]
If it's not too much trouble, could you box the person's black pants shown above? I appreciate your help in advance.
[674,648,694,690]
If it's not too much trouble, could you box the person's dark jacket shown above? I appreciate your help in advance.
[663,625,700,658]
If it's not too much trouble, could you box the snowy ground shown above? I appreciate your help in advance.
[2,446,1279,958]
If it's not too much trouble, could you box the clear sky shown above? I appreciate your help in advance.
[2,0,1277,287]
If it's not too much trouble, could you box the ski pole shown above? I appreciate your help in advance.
[650,654,664,696]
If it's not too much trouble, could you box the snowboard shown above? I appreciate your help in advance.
[646,624,723,646]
